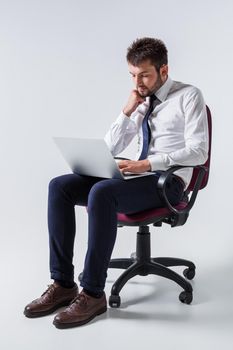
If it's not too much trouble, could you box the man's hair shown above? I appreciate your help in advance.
[126,37,168,71]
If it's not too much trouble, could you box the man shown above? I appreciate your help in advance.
[24,38,208,328]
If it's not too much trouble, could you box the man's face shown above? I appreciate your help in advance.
[128,59,168,97]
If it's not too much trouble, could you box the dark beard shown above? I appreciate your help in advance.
[138,75,164,98]
[150,75,164,96]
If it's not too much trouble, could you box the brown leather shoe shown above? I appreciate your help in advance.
[24,282,79,318]
[53,290,107,328]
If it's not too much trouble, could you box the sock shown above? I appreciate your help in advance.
[55,279,75,289]
[83,288,104,299]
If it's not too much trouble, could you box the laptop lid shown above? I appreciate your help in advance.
[53,137,153,180]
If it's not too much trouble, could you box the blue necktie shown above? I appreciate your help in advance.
[138,94,157,160]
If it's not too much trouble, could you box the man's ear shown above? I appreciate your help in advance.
[160,64,168,81]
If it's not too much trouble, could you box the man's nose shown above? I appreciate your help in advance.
[135,76,142,86]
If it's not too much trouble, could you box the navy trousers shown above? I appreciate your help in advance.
[48,172,184,294]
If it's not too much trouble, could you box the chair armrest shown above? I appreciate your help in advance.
[157,165,208,217]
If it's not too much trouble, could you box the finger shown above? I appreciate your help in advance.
[118,162,124,168]
[118,162,129,169]
[138,96,146,103]
[120,167,131,173]
[118,164,125,169]
[119,168,127,173]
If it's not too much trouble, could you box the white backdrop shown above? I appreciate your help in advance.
[0,0,233,348]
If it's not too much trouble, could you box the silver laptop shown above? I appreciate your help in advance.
[53,137,154,180]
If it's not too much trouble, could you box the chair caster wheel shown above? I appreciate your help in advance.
[109,295,121,308]
[179,291,193,304]
[78,272,83,282]
[183,268,195,280]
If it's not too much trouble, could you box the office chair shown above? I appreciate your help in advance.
[107,106,212,308]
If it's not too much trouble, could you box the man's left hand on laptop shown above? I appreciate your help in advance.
[118,159,151,174]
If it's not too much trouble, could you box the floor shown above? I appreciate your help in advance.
[1,253,232,350]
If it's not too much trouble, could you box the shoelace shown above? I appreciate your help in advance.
[69,293,88,307]
[41,284,56,301]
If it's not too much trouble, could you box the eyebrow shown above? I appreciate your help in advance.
[129,70,150,75]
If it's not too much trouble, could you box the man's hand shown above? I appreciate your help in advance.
[118,159,151,173]
[123,90,145,117]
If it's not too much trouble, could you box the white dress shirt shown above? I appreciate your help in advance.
[104,76,209,189]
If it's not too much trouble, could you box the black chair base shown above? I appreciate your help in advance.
[108,225,195,308]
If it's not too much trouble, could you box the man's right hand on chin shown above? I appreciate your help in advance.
[123,90,145,117]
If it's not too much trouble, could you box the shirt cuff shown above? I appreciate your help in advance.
[148,154,168,171]
[115,111,135,127]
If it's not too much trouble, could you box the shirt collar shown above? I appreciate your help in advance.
[153,76,173,102]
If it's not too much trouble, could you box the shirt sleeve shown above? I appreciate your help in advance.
[104,111,138,156]
[148,88,209,171]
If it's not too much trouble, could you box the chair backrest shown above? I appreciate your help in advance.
[187,105,212,191]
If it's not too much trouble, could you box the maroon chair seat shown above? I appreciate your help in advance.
[117,201,188,226]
